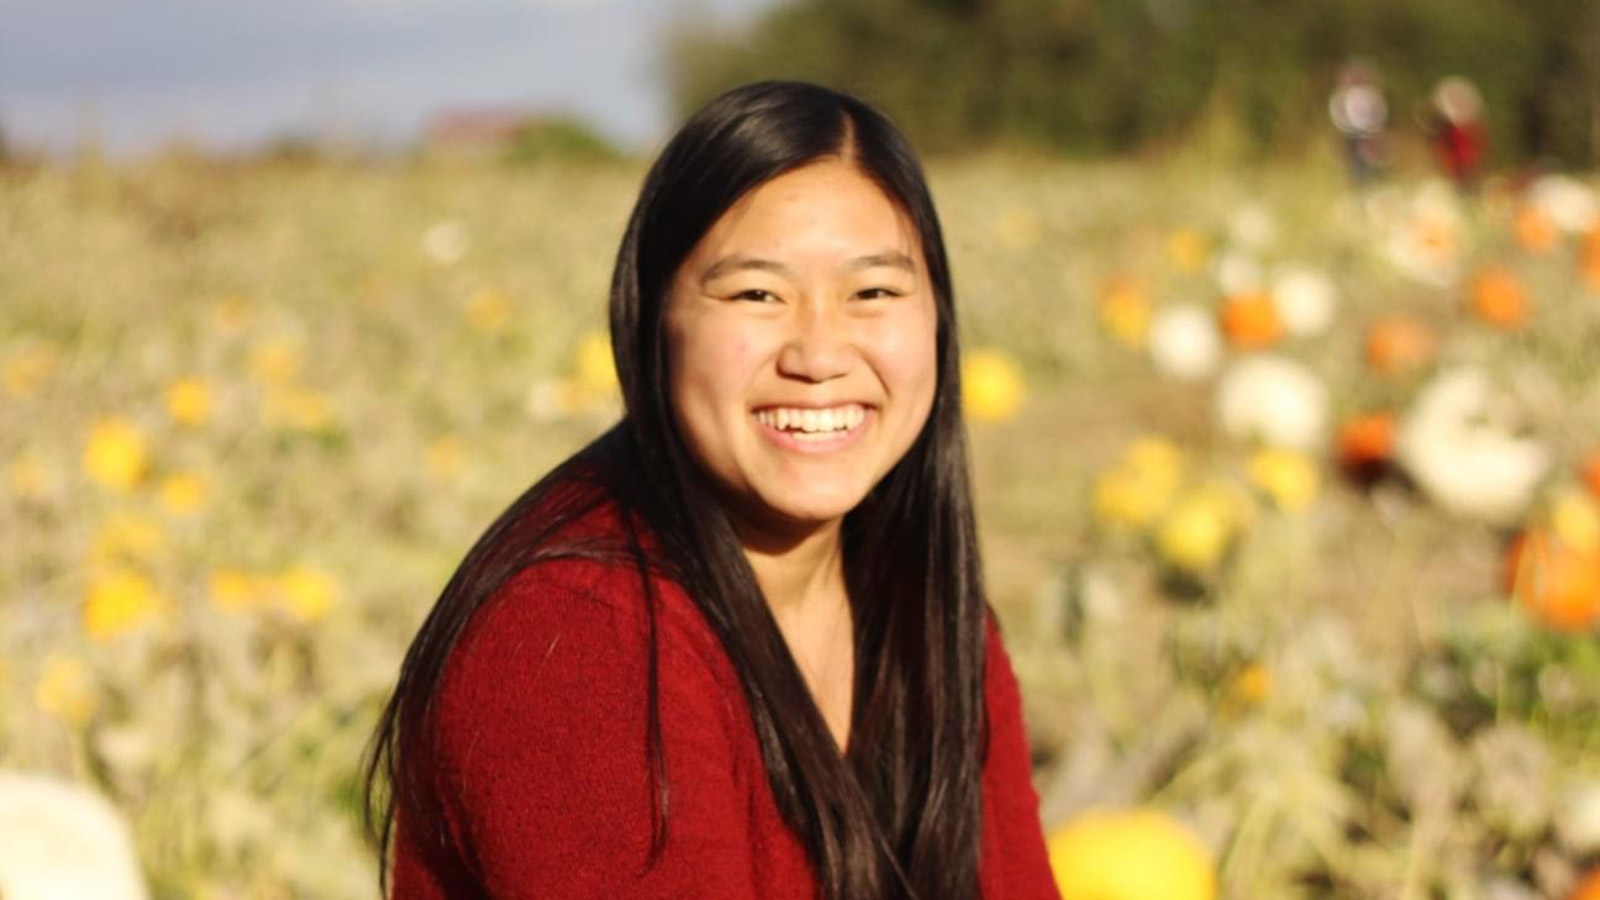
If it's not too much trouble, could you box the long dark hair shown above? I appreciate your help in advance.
[363,80,991,900]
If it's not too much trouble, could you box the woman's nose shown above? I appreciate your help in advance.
[776,301,853,383]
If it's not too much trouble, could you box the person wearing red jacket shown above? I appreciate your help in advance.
[363,81,1063,900]
[1430,76,1487,191]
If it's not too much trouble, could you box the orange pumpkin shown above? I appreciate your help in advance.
[1470,267,1531,330]
[1584,450,1600,499]
[1220,292,1283,349]
[1505,528,1600,632]
[1585,228,1600,291]
[1336,413,1396,487]
[1338,414,1395,467]
[1513,205,1558,254]
[1364,316,1435,374]
[1569,868,1600,900]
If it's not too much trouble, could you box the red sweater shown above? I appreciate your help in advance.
[391,504,1062,900]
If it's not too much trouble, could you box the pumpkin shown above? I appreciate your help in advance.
[1582,227,1600,291]
[963,350,1025,423]
[0,772,151,900]
[1400,367,1551,525]
[1337,413,1396,484]
[1569,868,1600,900]
[1469,267,1532,330]
[1217,354,1329,450]
[1099,277,1151,347]
[1220,292,1283,349]
[1247,448,1320,512]
[1157,484,1250,574]
[1093,438,1186,531]
[1364,316,1435,375]
[1047,809,1217,900]
[1513,204,1558,254]
[1338,413,1395,465]
[1149,304,1223,381]
[1167,229,1208,272]
[1583,450,1600,499]
[83,419,149,493]
[1505,528,1600,632]
[1552,491,1600,553]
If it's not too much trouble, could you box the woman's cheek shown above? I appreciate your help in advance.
[703,322,768,378]
[863,310,938,394]
[679,323,764,412]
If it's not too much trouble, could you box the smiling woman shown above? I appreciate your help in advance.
[362,81,1061,900]
[665,160,938,544]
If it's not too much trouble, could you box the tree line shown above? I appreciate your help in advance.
[665,0,1600,166]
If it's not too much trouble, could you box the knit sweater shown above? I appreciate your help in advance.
[390,501,1062,900]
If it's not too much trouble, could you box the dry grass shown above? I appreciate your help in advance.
[1,152,1597,899]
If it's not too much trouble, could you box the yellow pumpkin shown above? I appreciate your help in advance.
[963,350,1025,423]
[1247,448,1319,512]
[1156,486,1245,574]
[1098,277,1151,348]
[1047,809,1217,900]
[83,418,149,492]
[1092,438,1186,532]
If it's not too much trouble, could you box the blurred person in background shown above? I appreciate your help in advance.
[1328,61,1388,186]
[1428,76,1488,192]
[363,81,1062,900]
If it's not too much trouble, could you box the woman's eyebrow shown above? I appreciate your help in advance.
[700,251,915,284]
[846,251,915,273]
[701,255,793,283]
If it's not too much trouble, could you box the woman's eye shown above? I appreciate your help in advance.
[856,287,902,300]
[733,289,778,303]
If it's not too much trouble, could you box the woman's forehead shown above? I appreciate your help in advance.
[685,162,923,269]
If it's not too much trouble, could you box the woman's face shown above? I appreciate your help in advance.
[663,159,939,538]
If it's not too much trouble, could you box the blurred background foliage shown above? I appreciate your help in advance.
[666,0,1600,165]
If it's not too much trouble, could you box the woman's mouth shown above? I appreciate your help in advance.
[752,403,871,449]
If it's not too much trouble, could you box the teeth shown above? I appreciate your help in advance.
[755,404,867,435]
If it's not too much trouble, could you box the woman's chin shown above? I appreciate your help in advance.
[735,492,865,540]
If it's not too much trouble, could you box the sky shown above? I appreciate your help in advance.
[0,0,777,157]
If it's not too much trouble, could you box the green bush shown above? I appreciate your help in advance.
[665,0,1600,165]
[502,116,622,165]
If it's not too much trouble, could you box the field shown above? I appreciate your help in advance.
[2,151,1598,900]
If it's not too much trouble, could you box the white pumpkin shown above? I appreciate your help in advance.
[420,217,469,266]
[1216,354,1329,450]
[1396,367,1550,525]
[1528,173,1599,233]
[1556,780,1600,854]
[1269,265,1337,338]
[0,771,148,900]
[1148,304,1222,382]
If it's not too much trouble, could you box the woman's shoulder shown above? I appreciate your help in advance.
[418,499,766,897]
[982,604,1009,682]
[464,556,723,681]
[427,545,752,801]
[980,604,1029,752]
[438,492,740,723]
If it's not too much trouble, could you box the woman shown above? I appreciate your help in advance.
[363,80,1060,900]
